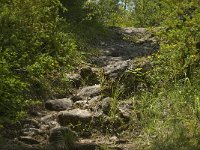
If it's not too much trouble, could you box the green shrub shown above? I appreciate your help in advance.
[0,0,81,124]
[132,1,200,149]
[150,0,200,85]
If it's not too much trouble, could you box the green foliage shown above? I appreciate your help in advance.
[1,0,200,149]
[0,0,81,124]
[85,0,134,27]
[60,0,89,23]
[150,0,200,85]
[132,0,167,27]
[0,54,30,124]
[0,0,119,125]
[135,75,200,149]
[132,1,200,149]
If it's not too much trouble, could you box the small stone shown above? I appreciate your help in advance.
[45,98,73,111]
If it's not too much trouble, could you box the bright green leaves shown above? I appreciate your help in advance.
[84,0,134,27]
[27,55,58,76]
[148,0,200,85]
[0,58,29,124]
[132,0,168,27]
[0,0,81,124]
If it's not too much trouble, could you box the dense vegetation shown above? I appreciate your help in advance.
[0,0,131,125]
[0,0,200,149]
[132,0,200,149]
[0,0,80,124]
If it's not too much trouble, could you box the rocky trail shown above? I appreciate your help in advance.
[0,27,159,150]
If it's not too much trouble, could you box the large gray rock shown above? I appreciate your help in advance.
[104,60,130,78]
[77,85,101,98]
[45,98,73,111]
[58,109,92,125]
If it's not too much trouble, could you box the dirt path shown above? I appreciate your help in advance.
[0,27,158,150]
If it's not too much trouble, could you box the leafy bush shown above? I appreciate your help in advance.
[0,0,81,124]
[132,1,200,149]
[150,0,200,85]
[132,0,169,27]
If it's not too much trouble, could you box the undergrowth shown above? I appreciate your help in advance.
[134,71,200,149]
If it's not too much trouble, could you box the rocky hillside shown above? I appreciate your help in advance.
[0,27,159,150]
